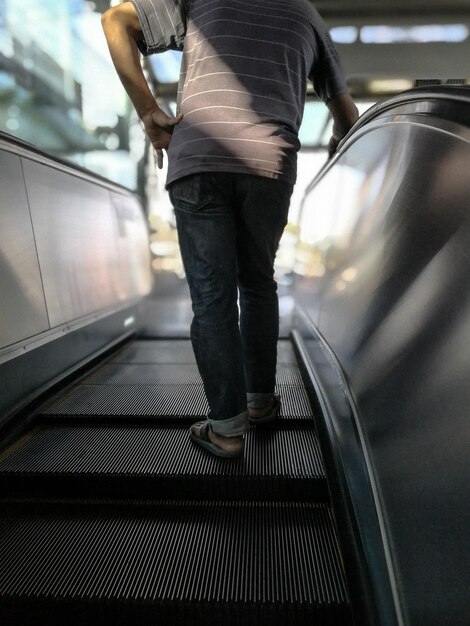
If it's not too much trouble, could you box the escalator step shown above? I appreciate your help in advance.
[83,363,305,386]
[112,340,196,364]
[0,425,327,501]
[111,339,298,365]
[0,500,351,626]
[41,384,313,420]
[42,383,208,417]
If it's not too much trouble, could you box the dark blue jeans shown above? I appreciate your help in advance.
[169,173,293,437]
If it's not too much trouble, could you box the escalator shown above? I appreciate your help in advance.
[0,337,352,625]
[1,86,469,626]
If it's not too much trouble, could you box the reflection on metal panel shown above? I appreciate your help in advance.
[23,158,119,326]
[22,159,150,329]
[298,98,470,626]
[0,150,49,349]
[111,192,153,300]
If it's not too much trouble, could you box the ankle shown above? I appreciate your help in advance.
[248,397,274,415]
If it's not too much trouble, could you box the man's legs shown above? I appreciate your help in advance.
[170,173,248,455]
[235,176,293,419]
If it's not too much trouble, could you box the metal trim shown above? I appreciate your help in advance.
[0,299,141,365]
[0,137,137,195]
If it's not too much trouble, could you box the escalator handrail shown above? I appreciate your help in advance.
[305,85,470,196]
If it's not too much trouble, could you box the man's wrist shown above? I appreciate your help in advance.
[138,102,163,123]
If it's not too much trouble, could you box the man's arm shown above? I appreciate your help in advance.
[326,92,359,159]
[101,3,183,168]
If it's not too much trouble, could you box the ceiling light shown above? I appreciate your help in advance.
[368,79,414,94]
[360,24,469,44]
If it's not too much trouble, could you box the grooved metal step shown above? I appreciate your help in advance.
[0,337,352,625]
[0,500,352,626]
[83,363,305,386]
[112,340,196,364]
[110,339,298,365]
[0,425,327,501]
[41,384,313,420]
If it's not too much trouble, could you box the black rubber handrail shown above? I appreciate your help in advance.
[304,85,470,196]
[350,85,470,135]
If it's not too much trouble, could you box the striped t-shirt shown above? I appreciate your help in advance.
[130,0,348,186]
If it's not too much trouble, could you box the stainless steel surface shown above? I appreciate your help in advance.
[0,150,49,350]
[0,135,152,417]
[0,135,131,194]
[23,158,151,329]
[111,191,153,301]
[296,91,470,625]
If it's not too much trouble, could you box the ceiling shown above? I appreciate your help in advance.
[310,0,470,89]
[314,0,470,19]
[136,0,470,97]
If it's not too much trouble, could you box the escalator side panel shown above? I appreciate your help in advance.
[296,93,470,626]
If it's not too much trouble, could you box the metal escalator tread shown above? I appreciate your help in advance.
[0,337,352,624]
[0,499,352,625]
[84,363,305,386]
[41,383,313,419]
[112,340,197,364]
[41,339,312,418]
[111,339,298,365]
[0,425,327,501]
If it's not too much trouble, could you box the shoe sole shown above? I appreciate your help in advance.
[190,429,244,458]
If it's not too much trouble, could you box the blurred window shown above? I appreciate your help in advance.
[148,51,182,84]
[0,0,145,189]
[298,101,330,149]
[299,100,375,150]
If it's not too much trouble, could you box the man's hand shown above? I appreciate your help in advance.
[102,4,184,168]
[141,108,184,168]
[326,93,359,159]
[327,134,341,159]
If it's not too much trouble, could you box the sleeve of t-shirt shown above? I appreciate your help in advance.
[309,30,348,103]
[128,0,188,56]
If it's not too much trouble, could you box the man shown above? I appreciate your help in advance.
[102,0,358,458]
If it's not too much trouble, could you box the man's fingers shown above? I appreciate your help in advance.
[170,112,184,126]
[151,110,184,131]
[153,139,169,150]
[144,108,182,167]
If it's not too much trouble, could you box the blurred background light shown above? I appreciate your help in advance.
[360,24,469,45]
[330,26,359,44]
[368,79,414,94]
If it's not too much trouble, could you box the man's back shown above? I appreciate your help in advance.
[164,0,347,185]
